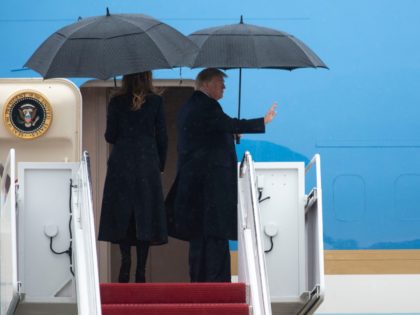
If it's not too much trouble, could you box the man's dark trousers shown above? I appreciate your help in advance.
[189,236,231,282]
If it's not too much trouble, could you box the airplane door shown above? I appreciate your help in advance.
[81,81,194,283]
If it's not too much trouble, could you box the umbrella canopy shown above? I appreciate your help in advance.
[187,16,327,70]
[187,16,328,126]
[25,9,198,80]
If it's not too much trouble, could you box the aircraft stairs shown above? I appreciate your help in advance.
[0,149,324,315]
[100,282,248,315]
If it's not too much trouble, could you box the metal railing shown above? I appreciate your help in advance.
[0,149,19,315]
[299,154,325,315]
[237,151,272,315]
[71,151,102,315]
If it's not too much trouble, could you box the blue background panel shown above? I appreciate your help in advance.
[2,0,420,250]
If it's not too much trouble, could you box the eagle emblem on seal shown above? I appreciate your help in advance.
[17,104,40,128]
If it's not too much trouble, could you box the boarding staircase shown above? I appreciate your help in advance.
[100,283,248,315]
[0,149,324,315]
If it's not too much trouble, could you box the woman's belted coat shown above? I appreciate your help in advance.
[98,93,168,245]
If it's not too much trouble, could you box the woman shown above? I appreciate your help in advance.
[98,71,168,283]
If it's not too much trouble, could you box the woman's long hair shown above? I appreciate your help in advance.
[115,71,155,111]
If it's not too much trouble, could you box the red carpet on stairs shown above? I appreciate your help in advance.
[100,283,249,315]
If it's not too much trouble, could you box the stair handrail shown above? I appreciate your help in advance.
[71,151,102,315]
[299,153,325,314]
[0,149,20,315]
[238,151,272,315]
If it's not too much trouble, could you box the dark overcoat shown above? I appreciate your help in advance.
[98,93,168,245]
[166,91,265,241]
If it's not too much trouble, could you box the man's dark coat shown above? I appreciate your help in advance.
[98,93,168,245]
[166,91,265,241]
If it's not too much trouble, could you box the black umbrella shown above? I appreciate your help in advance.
[25,8,198,80]
[187,16,328,121]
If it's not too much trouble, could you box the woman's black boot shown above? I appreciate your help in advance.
[135,241,150,283]
[118,243,131,283]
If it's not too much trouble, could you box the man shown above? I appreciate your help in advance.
[167,68,276,282]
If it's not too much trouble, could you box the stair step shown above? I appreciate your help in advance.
[100,283,247,304]
[102,303,249,315]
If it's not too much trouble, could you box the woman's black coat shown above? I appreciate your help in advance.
[98,93,168,245]
[166,91,265,241]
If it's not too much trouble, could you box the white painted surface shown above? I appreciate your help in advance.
[316,274,420,313]
[0,78,81,163]
[18,162,77,303]
[238,153,272,315]
[72,152,101,315]
[255,162,307,300]
[0,149,19,315]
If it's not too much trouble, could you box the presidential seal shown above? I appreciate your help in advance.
[3,90,53,139]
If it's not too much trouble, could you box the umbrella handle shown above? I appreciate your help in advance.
[236,68,242,145]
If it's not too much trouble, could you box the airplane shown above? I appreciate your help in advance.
[1,1,420,314]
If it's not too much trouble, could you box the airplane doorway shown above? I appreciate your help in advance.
[81,79,195,283]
